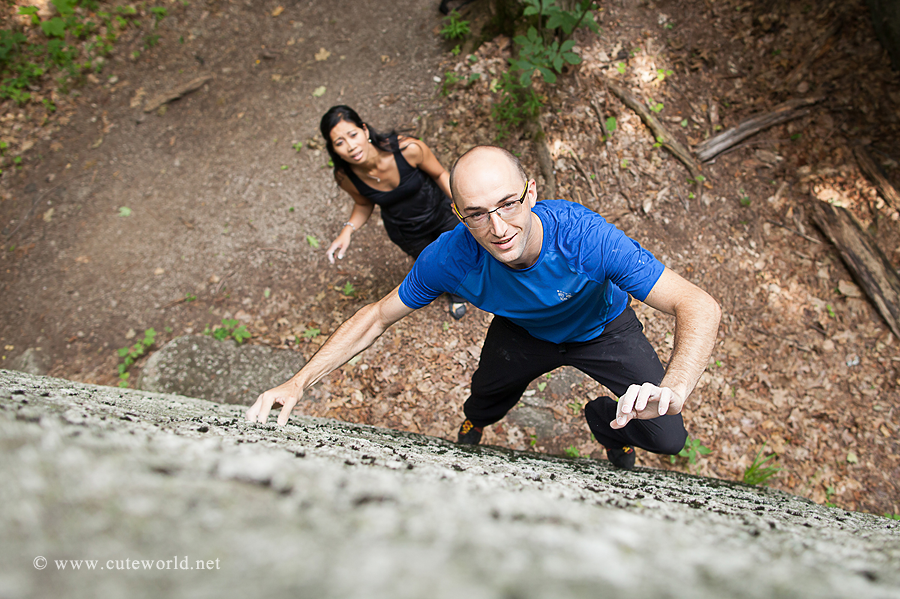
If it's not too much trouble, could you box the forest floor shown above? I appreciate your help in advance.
[1,0,899,517]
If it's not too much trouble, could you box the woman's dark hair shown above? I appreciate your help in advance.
[320,105,396,176]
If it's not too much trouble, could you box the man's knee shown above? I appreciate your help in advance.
[652,418,688,455]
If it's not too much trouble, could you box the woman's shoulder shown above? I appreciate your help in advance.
[335,168,363,195]
[397,136,427,164]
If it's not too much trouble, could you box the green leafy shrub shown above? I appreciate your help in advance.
[1,1,168,107]
[205,319,250,344]
[490,0,600,139]
[670,436,711,465]
[440,10,470,40]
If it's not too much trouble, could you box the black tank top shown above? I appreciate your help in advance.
[344,135,449,230]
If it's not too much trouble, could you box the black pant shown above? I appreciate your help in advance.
[464,306,687,455]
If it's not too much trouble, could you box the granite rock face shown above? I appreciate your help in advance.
[137,335,304,405]
[1,369,899,599]
[4,348,51,376]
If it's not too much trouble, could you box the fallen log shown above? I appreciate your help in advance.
[588,90,635,211]
[526,120,556,200]
[606,81,703,182]
[694,97,819,162]
[562,144,600,208]
[809,199,900,337]
[853,144,900,210]
[144,75,214,113]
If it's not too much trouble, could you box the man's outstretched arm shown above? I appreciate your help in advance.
[246,285,415,425]
[612,267,721,429]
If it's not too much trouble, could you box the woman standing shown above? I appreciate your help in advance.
[322,105,466,319]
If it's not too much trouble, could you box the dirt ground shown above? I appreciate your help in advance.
[2,0,899,517]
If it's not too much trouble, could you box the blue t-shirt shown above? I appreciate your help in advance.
[398,200,665,343]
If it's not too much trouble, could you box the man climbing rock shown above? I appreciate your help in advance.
[247,146,721,470]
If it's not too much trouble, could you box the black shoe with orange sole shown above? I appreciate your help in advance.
[457,419,483,445]
[606,445,636,470]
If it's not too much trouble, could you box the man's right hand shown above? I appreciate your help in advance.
[245,380,304,426]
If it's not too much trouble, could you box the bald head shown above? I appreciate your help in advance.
[449,146,527,200]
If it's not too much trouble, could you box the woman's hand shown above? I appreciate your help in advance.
[326,229,353,264]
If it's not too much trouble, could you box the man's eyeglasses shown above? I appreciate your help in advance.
[454,181,528,229]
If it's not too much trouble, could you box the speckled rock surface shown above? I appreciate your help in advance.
[1,369,898,599]
[137,335,304,405]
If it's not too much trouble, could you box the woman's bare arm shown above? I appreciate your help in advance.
[399,137,452,199]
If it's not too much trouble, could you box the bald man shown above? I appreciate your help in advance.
[247,146,721,470]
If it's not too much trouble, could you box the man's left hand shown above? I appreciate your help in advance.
[610,382,685,430]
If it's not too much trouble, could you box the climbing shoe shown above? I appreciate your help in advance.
[457,419,483,445]
[606,445,636,470]
[450,301,467,320]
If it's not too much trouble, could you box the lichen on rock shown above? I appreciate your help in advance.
[1,369,898,599]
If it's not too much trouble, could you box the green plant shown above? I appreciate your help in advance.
[441,70,460,96]
[522,0,600,36]
[299,327,320,341]
[306,235,319,248]
[342,282,356,297]
[648,98,664,113]
[670,436,711,465]
[742,442,781,486]
[566,401,581,415]
[292,142,303,152]
[1,1,160,108]
[206,319,250,344]
[116,328,156,387]
[564,445,581,458]
[605,116,617,134]
[824,486,837,507]
[883,513,900,520]
[615,62,626,74]
[184,292,196,302]
[656,68,673,81]
[149,6,168,26]
[490,70,543,140]
[440,9,470,40]
[489,0,599,139]
[509,25,581,85]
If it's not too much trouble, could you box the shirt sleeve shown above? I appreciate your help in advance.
[558,202,665,301]
[397,233,457,309]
